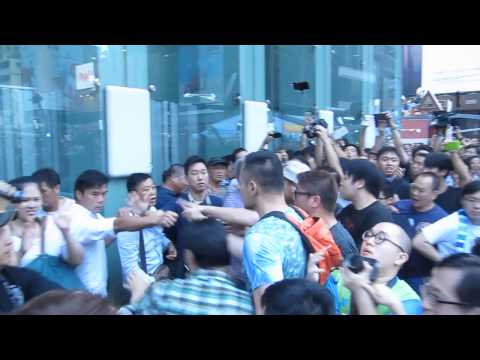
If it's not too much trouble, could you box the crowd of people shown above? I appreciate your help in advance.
[0,111,480,315]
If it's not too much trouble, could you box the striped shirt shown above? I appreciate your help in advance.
[133,269,254,315]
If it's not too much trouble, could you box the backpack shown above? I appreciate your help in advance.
[262,207,343,284]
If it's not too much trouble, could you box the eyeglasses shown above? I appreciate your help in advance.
[420,283,472,307]
[362,230,406,253]
[463,197,480,205]
[294,190,318,198]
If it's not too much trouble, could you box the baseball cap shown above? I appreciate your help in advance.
[283,160,310,184]
[207,157,228,167]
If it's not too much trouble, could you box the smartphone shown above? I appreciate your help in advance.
[374,113,388,127]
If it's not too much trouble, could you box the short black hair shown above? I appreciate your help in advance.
[461,180,480,198]
[414,171,441,191]
[242,151,284,194]
[377,146,400,160]
[9,176,38,192]
[262,279,335,315]
[162,164,184,183]
[232,147,247,160]
[126,173,151,193]
[181,219,230,268]
[343,159,384,198]
[343,144,361,156]
[74,170,109,194]
[424,153,453,174]
[457,268,480,307]
[184,156,207,175]
[297,170,338,213]
[223,154,235,165]
[434,253,480,308]
[412,144,433,158]
[31,168,61,188]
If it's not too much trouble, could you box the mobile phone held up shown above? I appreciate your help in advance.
[374,113,389,128]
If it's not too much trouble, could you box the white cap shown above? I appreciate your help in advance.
[283,160,310,184]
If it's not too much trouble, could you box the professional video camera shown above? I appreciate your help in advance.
[303,118,329,138]
[431,111,480,129]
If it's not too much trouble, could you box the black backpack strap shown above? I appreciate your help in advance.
[260,211,315,254]
[138,230,147,273]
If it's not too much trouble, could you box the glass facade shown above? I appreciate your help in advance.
[265,45,403,146]
[0,44,404,304]
[0,44,403,203]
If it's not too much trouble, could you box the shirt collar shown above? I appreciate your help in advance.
[387,276,399,288]
[160,186,178,196]
[187,268,234,282]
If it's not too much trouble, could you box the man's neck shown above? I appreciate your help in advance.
[254,194,290,217]
[209,181,221,191]
[163,182,177,193]
[413,202,435,213]
[189,190,207,202]
[45,197,61,212]
[309,207,337,228]
[375,270,398,285]
[352,192,377,210]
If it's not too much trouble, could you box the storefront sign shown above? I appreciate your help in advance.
[75,62,95,90]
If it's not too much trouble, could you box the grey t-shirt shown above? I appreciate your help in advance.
[330,222,358,259]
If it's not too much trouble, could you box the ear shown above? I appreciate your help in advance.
[75,190,82,201]
[440,169,448,178]
[394,252,409,267]
[311,194,322,208]
[248,180,257,194]
[431,190,439,201]
[355,178,366,190]
[54,185,61,195]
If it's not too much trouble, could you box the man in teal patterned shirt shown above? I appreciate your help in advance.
[239,151,308,314]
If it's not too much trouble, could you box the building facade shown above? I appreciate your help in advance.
[0,45,403,215]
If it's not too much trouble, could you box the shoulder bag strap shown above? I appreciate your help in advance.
[138,230,147,273]
[39,216,48,254]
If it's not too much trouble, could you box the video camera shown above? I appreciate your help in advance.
[303,118,329,138]
[430,111,480,129]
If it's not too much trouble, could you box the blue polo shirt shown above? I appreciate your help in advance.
[156,186,179,210]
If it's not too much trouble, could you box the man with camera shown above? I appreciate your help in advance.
[322,222,422,315]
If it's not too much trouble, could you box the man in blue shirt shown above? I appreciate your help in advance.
[239,151,307,314]
[117,173,178,285]
[163,156,223,278]
[392,172,447,293]
[155,164,188,210]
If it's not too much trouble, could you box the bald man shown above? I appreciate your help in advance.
[324,222,423,315]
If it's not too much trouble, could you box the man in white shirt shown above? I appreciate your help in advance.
[413,180,480,262]
[31,168,75,215]
[69,170,178,297]
[117,173,177,285]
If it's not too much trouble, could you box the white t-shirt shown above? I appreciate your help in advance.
[69,203,115,297]
[422,211,480,258]
[12,215,69,267]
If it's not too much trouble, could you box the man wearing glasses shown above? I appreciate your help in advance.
[413,180,480,261]
[421,253,480,315]
[325,222,422,315]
